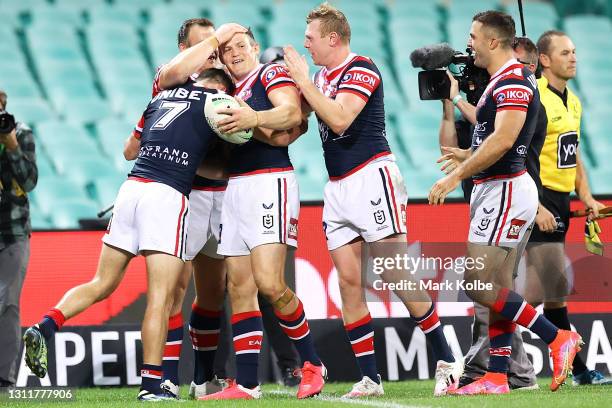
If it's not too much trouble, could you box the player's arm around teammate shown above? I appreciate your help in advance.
[157,23,246,90]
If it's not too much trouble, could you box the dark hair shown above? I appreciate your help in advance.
[0,89,6,110]
[199,68,235,94]
[512,36,538,65]
[177,18,214,46]
[473,10,516,48]
[536,30,567,56]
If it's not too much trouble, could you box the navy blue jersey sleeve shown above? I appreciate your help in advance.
[336,58,381,102]
[492,74,536,112]
[260,63,296,95]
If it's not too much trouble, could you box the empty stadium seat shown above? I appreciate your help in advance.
[88,4,144,26]
[54,0,106,11]
[96,117,135,156]
[93,176,125,207]
[8,98,56,125]
[61,156,122,190]
[50,198,100,229]
[149,4,203,31]
[33,177,90,215]
[208,3,266,27]
[506,1,559,39]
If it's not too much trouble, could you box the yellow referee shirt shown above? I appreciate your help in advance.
[538,76,582,193]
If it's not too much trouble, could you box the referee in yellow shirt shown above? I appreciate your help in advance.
[525,30,610,386]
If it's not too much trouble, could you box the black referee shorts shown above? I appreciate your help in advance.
[529,187,570,243]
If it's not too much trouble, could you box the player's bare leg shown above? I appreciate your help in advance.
[193,254,226,310]
[189,254,228,398]
[370,233,462,396]
[24,243,132,378]
[330,238,370,323]
[139,251,183,399]
[251,243,326,399]
[330,239,384,398]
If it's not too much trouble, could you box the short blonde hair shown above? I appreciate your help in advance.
[306,2,351,44]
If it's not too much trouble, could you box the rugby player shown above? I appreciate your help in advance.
[22,23,247,401]
[428,11,583,395]
[284,3,463,398]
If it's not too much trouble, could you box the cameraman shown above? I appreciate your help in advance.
[0,89,38,388]
[437,38,544,390]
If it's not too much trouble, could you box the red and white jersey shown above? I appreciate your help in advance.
[472,58,540,183]
[228,63,296,176]
[312,53,391,179]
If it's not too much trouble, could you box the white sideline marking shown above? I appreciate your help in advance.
[268,389,430,408]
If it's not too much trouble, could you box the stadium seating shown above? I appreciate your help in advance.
[0,0,610,229]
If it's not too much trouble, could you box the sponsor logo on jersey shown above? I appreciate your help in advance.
[265,69,277,82]
[483,207,495,214]
[496,93,506,104]
[138,145,190,166]
[263,202,274,209]
[516,145,527,156]
[557,131,578,168]
[370,198,382,206]
[350,72,376,86]
[507,218,527,239]
[373,209,386,225]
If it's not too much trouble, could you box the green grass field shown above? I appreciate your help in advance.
[3,379,611,408]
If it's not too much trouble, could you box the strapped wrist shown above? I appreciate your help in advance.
[452,94,463,106]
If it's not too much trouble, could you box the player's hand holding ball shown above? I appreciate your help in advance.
[215,97,259,134]
[204,94,253,144]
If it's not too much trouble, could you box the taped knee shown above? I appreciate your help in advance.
[271,287,295,310]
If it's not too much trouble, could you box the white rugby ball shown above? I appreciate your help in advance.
[204,93,253,144]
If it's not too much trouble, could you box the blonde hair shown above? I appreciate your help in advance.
[306,2,351,44]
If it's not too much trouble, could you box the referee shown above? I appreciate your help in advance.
[525,30,611,386]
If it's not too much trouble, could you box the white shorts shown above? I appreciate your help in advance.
[323,159,408,251]
[103,179,190,260]
[218,171,299,256]
[184,187,225,261]
[469,172,538,247]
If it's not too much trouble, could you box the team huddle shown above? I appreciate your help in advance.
[22,3,594,402]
